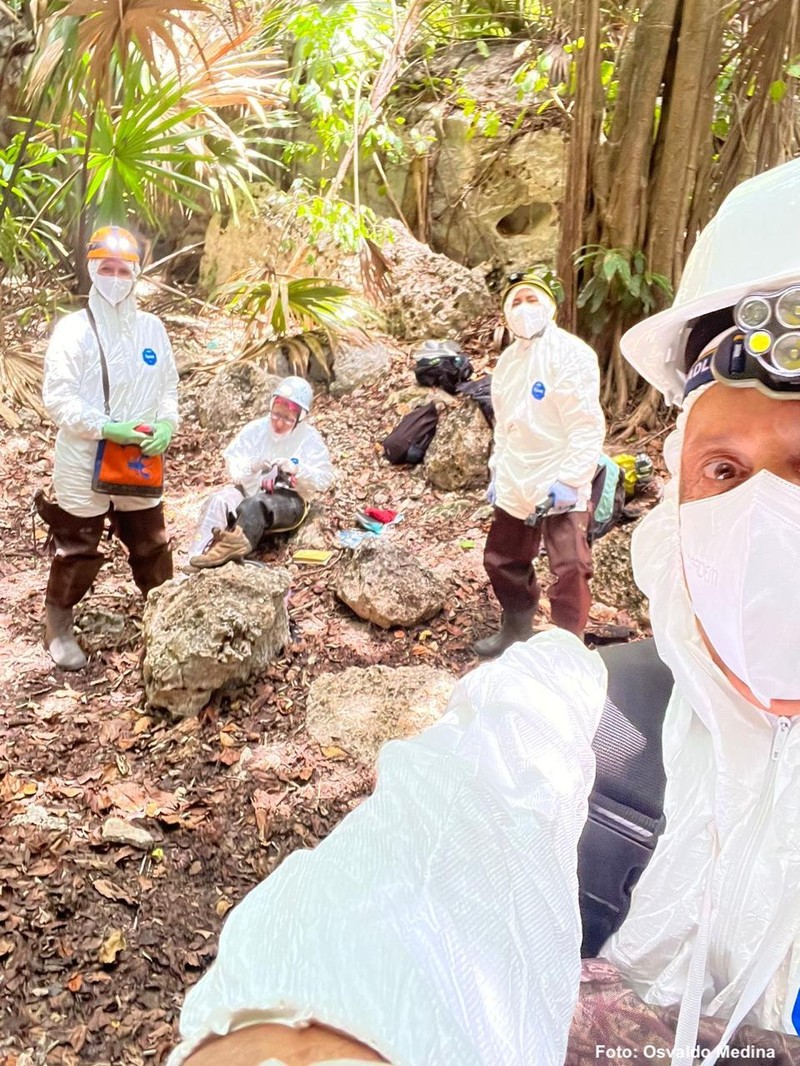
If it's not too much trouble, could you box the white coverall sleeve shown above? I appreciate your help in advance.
[552,344,605,489]
[291,428,335,500]
[168,631,607,1066]
[223,422,264,488]
[42,316,107,440]
[155,322,180,430]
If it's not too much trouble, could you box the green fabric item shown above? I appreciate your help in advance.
[102,420,149,446]
[595,453,623,525]
[140,420,174,456]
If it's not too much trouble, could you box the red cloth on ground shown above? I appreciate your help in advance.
[363,507,398,524]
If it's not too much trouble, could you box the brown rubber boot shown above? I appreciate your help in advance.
[110,503,173,596]
[189,525,252,568]
[45,604,87,671]
[473,610,535,659]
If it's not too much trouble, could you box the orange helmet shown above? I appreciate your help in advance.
[86,225,140,264]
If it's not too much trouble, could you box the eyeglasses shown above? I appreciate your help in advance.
[271,408,299,426]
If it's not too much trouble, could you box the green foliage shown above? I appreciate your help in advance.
[221,270,376,347]
[0,135,69,272]
[574,245,673,327]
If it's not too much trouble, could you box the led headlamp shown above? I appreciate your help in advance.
[707,286,800,397]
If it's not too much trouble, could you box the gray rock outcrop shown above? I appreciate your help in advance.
[335,539,446,628]
[197,363,282,430]
[142,566,291,717]
[424,400,492,491]
[591,524,650,626]
[382,221,491,340]
[331,338,394,396]
[306,664,456,764]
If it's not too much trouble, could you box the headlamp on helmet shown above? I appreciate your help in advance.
[709,285,800,394]
[86,225,140,264]
[502,270,557,308]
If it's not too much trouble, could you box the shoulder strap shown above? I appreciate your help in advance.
[86,305,111,418]
[578,639,675,957]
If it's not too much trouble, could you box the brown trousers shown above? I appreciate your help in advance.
[483,507,593,635]
[42,500,173,609]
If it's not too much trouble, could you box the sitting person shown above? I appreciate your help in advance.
[169,160,800,1066]
[189,376,334,567]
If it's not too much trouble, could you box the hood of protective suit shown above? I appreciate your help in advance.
[604,387,800,1056]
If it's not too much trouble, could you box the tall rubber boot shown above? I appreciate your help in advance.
[39,500,106,671]
[473,610,535,659]
[45,605,88,671]
[111,503,173,596]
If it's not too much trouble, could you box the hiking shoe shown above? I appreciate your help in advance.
[189,525,252,568]
[45,604,88,671]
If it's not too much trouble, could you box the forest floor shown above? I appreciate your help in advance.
[0,285,665,1066]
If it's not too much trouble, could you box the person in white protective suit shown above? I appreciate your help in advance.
[188,376,334,567]
[474,273,605,657]
[39,225,178,671]
[167,159,800,1066]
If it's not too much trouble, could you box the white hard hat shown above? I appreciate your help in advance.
[621,156,800,405]
[273,375,313,414]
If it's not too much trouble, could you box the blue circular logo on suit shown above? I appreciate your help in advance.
[531,380,546,400]
[142,347,157,366]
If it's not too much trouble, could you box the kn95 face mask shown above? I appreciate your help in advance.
[506,303,551,340]
[93,274,134,306]
[679,469,800,704]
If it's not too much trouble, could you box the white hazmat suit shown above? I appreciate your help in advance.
[42,285,179,517]
[189,416,334,556]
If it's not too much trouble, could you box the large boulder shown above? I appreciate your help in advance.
[197,363,282,431]
[424,400,492,491]
[330,338,393,397]
[335,539,446,628]
[142,566,291,717]
[305,665,456,764]
[382,221,491,341]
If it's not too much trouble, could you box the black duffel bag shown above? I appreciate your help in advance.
[382,401,439,464]
[413,340,473,394]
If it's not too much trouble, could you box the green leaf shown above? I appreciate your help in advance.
[769,79,787,103]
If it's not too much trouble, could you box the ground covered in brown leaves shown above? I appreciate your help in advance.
[0,292,662,1066]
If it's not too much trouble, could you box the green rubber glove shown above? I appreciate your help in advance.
[102,420,149,446]
[140,419,174,456]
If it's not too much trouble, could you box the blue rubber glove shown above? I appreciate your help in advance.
[140,420,174,456]
[486,479,497,506]
[548,480,579,514]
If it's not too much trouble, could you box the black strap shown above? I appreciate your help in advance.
[577,638,674,957]
[86,305,111,417]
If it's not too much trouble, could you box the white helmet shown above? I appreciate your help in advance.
[273,375,313,415]
[621,156,800,405]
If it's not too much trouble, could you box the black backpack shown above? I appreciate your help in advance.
[578,639,674,957]
[414,341,474,394]
[456,374,494,428]
[588,458,627,543]
[382,402,440,464]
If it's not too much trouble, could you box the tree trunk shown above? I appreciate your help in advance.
[557,0,601,333]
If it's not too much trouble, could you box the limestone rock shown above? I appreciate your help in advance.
[306,664,456,764]
[101,817,155,851]
[424,401,492,491]
[335,539,446,628]
[382,221,491,341]
[591,524,650,626]
[142,566,291,717]
[330,338,393,397]
[198,363,282,431]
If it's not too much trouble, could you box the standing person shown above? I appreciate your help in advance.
[40,225,178,671]
[475,273,605,656]
[188,376,334,568]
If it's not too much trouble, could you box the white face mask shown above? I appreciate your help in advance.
[680,469,800,704]
[506,303,551,340]
[93,273,134,306]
